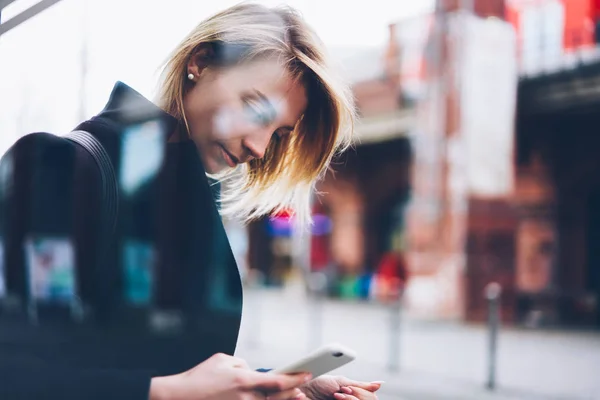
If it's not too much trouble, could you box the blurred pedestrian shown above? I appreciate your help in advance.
[0,3,382,400]
[373,251,409,302]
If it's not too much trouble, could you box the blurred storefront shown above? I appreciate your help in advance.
[513,0,600,328]
[483,0,600,328]
[314,106,414,300]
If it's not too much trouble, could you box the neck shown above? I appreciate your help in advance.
[167,124,189,143]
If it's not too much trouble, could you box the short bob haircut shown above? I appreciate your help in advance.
[157,3,355,226]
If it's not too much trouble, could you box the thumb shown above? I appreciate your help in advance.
[242,371,312,393]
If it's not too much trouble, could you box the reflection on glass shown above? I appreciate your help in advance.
[0,152,10,300]
[123,239,155,306]
[0,239,5,297]
[119,120,165,196]
[24,236,75,302]
[207,225,242,315]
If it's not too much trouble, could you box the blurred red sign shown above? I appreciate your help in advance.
[506,0,594,74]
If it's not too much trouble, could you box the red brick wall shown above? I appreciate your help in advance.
[439,0,505,18]
[465,198,518,322]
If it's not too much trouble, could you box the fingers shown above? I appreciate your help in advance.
[336,386,378,400]
[336,378,382,392]
[244,372,312,393]
[265,387,306,400]
[348,387,375,396]
[333,394,359,400]
[368,381,384,391]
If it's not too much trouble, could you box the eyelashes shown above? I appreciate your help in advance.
[242,90,277,127]
[241,90,292,142]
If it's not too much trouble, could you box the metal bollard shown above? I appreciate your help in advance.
[307,271,327,351]
[387,278,403,372]
[388,298,402,372]
[246,270,265,349]
[485,282,502,391]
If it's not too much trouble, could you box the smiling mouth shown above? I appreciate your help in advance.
[220,145,240,167]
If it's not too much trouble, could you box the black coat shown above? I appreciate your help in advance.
[0,82,243,399]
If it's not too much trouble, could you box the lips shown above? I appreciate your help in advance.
[220,145,239,168]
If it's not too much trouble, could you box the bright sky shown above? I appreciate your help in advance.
[0,0,434,153]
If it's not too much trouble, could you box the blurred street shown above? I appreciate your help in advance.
[236,283,600,400]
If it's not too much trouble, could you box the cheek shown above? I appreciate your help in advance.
[183,83,223,136]
[184,103,217,143]
[212,107,239,139]
[212,104,259,141]
[183,91,203,127]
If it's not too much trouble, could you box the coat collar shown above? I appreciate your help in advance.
[97,81,179,135]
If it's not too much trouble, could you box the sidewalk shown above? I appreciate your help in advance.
[235,284,600,400]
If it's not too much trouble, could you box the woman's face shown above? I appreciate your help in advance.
[183,58,308,174]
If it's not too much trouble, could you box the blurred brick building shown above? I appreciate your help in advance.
[388,0,600,328]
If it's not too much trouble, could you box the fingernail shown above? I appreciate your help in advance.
[340,387,353,394]
[371,381,385,385]
[304,374,312,382]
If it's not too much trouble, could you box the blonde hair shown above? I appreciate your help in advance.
[157,2,355,226]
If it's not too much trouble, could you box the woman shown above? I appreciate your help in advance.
[0,3,381,400]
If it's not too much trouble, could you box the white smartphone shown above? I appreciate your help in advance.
[271,343,356,379]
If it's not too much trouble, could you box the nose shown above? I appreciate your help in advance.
[242,130,272,160]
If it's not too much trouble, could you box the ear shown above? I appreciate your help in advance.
[187,43,215,79]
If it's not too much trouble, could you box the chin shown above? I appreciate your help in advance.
[203,159,229,175]
[204,163,222,175]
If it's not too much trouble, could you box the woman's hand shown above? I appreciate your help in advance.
[299,375,381,400]
[334,386,379,400]
[150,353,311,400]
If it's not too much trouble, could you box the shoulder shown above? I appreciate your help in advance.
[2,132,96,169]
[4,132,76,157]
[1,132,100,192]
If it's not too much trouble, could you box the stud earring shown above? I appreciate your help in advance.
[187,73,195,80]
